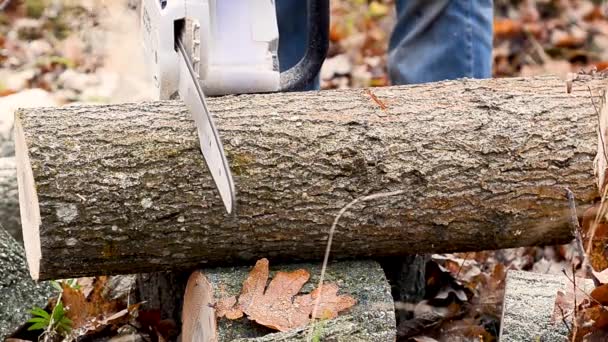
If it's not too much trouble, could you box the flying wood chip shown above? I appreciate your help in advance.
[216,258,356,331]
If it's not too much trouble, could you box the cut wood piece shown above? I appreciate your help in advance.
[175,260,395,342]
[15,76,603,279]
[181,271,217,342]
[0,157,20,241]
[499,270,594,342]
[0,226,52,339]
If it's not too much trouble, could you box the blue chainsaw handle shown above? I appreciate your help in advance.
[279,0,330,92]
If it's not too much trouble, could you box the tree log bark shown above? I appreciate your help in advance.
[0,157,20,241]
[0,226,52,339]
[15,76,602,280]
[177,260,395,341]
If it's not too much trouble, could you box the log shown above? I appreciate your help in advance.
[499,270,594,341]
[177,259,395,341]
[15,76,602,280]
[0,226,52,339]
[1,157,21,241]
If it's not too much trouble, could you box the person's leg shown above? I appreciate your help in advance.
[275,0,319,90]
[384,0,493,325]
[388,0,493,84]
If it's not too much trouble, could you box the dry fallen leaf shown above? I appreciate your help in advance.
[215,296,243,319]
[61,277,138,335]
[581,205,608,272]
[216,258,356,331]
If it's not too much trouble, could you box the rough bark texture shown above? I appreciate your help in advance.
[499,270,594,341]
[1,157,21,241]
[0,227,52,339]
[15,76,603,280]
[204,260,394,341]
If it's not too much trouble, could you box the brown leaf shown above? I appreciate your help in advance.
[241,267,311,331]
[61,278,129,334]
[217,258,356,331]
[591,284,608,305]
[581,204,608,271]
[493,19,523,38]
[215,296,243,319]
[307,283,357,320]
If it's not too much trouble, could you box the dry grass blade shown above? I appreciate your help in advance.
[307,189,404,341]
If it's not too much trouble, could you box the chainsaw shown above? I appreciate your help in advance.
[140,0,329,214]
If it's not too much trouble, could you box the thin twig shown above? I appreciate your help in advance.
[455,252,472,279]
[307,189,405,341]
[565,188,600,286]
[558,304,572,336]
[365,88,387,111]
[572,263,577,325]
[561,269,608,311]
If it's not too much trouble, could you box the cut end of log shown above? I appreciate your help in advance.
[181,270,218,342]
[14,117,41,281]
[596,88,608,195]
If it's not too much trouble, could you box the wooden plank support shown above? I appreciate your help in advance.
[137,260,396,341]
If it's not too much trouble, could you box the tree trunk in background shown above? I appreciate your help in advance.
[14,76,602,280]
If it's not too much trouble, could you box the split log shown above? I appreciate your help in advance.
[15,76,603,280]
[177,260,395,341]
[0,227,52,339]
[1,157,21,241]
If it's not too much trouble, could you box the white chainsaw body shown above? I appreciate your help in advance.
[141,0,280,99]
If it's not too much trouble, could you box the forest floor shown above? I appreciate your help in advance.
[2,0,608,341]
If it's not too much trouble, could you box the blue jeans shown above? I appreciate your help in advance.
[276,0,493,87]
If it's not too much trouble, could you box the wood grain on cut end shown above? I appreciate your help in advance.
[181,270,218,342]
[13,117,41,280]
